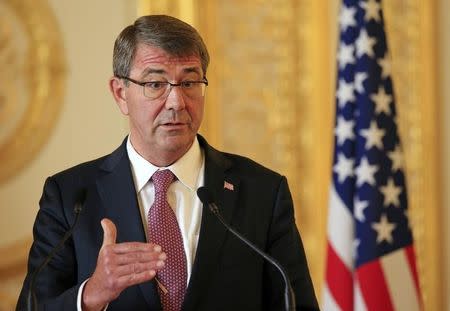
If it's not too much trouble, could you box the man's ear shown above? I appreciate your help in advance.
[109,76,129,115]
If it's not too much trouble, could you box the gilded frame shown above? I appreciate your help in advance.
[0,0,66,185]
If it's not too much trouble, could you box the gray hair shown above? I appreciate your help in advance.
[113,15,210,78]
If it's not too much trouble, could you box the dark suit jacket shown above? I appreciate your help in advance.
[17,135,319,311]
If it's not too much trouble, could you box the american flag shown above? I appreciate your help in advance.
[323,0,422,310]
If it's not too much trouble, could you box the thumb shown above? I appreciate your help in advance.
[101,218,117,247]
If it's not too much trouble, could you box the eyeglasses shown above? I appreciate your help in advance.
[117,76,208,100]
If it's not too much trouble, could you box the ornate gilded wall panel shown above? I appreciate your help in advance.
[0,0,65,308]
[0,0,66,184]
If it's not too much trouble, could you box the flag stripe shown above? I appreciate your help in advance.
[328,184,354,268]
[381,249,420,311]
[354,279,368,311]
[325,243,354,311]
[405,245,421,300]
[322,284,342,311]
[356,260,394,311]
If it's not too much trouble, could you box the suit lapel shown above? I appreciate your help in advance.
[182,136,240,311]
[96,139,161,310]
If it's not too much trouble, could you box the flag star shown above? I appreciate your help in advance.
[339,5,357,31]
[335,116,355,145]
[360,0,382,22]
[354,197,369,222]
[355,156,379,186]
[333,153,355,183]
[388,145,404,171]
[354,72,368,93]
[372,214,396,244]
[356,29,377,58]
[378,54,392,79]
[360,120,385,150]
[371,87,392,115]
[338,42,355,69]
[380,177,402,208]
[337,79,355,107]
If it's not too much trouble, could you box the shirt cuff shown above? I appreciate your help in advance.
[77,278,108,311]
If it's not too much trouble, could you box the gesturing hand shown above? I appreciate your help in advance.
[82,218,166,311]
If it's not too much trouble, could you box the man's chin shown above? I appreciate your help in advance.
[159,134,194,153]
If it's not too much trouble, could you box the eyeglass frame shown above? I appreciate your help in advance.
[116,75,209,100]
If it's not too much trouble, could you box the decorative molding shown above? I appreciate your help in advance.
[0,0,66,185]
[0,238,31,310]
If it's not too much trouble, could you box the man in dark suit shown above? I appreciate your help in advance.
[17,15,319,311]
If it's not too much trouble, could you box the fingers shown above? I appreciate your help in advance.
[114,259,165,277]
[113,242,161,254]
[83,220,167,310]
[113,248,166,265]
[116,269,157,289]
[101,218,117,247]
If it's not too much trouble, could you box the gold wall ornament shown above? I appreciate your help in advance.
[0,0,66,184]
[0,238,31,311]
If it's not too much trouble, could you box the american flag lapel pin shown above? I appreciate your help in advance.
[223,181,234,191]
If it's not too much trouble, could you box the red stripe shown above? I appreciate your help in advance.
[325,242,353,311]
[356,259,394,311]
[405,246,423,308]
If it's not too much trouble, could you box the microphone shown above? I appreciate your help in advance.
[196,187,296,311]
[27,189,86,311]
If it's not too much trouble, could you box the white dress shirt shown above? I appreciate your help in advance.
[77,136,204,310]
[126,135,205,280]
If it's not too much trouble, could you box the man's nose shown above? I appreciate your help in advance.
[164,85,186,110]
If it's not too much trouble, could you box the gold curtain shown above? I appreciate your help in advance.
[139,1,444,310]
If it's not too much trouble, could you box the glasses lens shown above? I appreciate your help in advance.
[142,81,207,100]
[143,82,168,99]
[183,82,206,99]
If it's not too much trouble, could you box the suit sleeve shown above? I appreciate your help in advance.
[264,176,320,311]
[16,176,81,311]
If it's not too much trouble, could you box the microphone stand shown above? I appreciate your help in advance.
[27,199,83,311]
[207,203,296,311]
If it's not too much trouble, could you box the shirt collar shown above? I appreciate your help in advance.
[127,136,203,193]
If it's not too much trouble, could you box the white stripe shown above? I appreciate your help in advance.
[322,283,342,311]
[381,249,420,311]
[328,184,355,269]
[354,278,368,311]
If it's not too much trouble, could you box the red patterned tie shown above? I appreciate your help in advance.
[148,170,187,311]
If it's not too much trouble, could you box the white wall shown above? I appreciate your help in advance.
[0,0,136,247]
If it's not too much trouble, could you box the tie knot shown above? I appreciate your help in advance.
[152,169,175,194]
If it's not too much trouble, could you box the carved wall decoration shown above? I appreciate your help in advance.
[0,0,66,184]
[0,239,31,311]
[0,0,66,308]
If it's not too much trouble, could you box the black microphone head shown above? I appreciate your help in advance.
[74,188,86,214]
[197,187,214,205]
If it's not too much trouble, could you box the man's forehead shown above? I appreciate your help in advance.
[135,44,201,67]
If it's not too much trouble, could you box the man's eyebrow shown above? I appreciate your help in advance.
[183,67,202,75]
[140,66,203,79]
[141,68,166,78]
